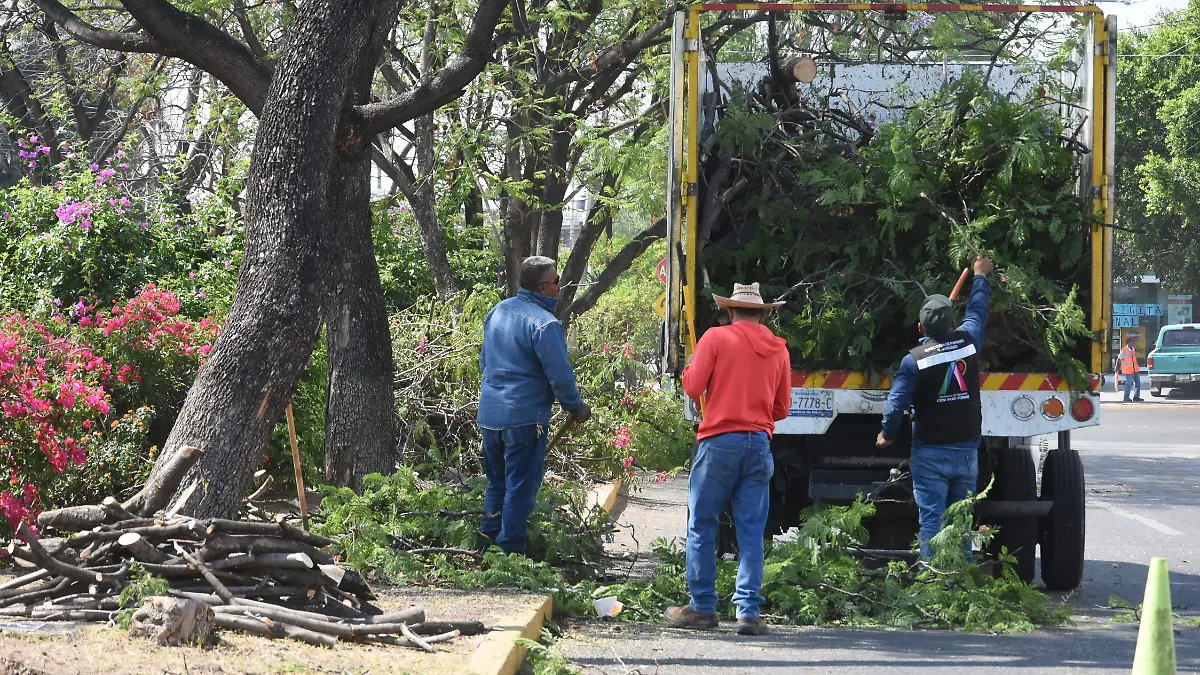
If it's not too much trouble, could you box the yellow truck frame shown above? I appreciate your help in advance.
[664,3,1116,384]
[662,4,1116,590]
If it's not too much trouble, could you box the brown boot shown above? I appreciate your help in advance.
[736,616,768,635]
[664,605,718,629]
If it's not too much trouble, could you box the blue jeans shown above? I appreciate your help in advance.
[686,431,774,619]
[1122,373,1141,400]
[910,445,978,559]
[479,424,548,554]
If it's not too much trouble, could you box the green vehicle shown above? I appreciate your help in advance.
[1148,324,1200,396]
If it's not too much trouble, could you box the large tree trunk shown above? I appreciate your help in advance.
[534,125,572,259]
[145,0,396,519]
[323,153,398,489]
[322,0,405,489]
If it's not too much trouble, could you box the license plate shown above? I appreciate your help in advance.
[790,389,834,418]
[1175,374,1192,382]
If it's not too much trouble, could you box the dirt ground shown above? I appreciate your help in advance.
[0,584,544,675]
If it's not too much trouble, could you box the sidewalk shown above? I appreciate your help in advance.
[1098,390,1200,406]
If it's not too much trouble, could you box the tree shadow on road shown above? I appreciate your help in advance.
[1055,558,1200,621]
[1084,455,1200,508]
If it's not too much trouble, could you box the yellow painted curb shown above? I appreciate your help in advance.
[466,594,553,675]
[601,476,626,515]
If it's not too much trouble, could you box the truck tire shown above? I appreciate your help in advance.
[1039,447,1085,590]
[1150,386,1163,397]
[987,445,1037,584]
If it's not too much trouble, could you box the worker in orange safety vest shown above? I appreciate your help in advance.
[1115,335,1142,402]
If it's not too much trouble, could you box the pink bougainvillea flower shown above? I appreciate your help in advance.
[613,426,633,450]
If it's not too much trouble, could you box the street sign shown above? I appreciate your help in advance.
[653,292,666,319]
[656,258,668,285]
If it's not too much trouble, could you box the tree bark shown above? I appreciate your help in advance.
[534,124,572,259]
[322,1,404,490]
[35,0,511,512]
[146,0,396,518]
[410,113,459,299]
[556,171,618,324]
[324,153,398,488]
[501,121,532,297]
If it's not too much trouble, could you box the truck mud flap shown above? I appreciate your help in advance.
[809,469,890,502]
[975,500,1053,518]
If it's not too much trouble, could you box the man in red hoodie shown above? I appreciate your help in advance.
[666,282,791,636]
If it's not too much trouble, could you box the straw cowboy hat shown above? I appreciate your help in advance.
[713,282,785,310]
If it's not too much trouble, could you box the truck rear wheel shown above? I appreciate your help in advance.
[987,445,1037,584]
[1039,447,1086,590]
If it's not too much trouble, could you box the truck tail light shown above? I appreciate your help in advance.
[1041,396,1065,420]
[1148,355,1155,369]
[1011,395,1035,420]
[1070,396,1095,422]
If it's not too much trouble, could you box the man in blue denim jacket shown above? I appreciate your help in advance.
[877,255,993,560]
[476,256,591,554]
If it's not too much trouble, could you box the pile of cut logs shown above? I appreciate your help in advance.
[0,446,483,649]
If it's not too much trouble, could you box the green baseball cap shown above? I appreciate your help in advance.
[919,294,954,335]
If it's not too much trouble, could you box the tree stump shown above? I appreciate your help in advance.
[129,597,214,646]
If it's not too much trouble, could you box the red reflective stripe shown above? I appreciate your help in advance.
[1038,375,1063,391]
[791,371,812,387]
[866,372,891,388]
[1000,373,1026,390]
[824,371,850,388]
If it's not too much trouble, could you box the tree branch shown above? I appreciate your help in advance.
[233,0,268,61]
[565,217,666,320]
[28,0,159,53]
[359,0,509,136]
[0,44,61,165]
[116,0,272,115]
[544,16,670,92]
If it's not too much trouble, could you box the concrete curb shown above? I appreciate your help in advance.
[462,479,621,675]
[586,477,627,519]
[466,594,554,675]
[600,476,626,515]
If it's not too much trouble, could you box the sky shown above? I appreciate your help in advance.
[1095,0,1191,28]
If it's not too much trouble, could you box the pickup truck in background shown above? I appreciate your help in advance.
[1148,324,1200,397]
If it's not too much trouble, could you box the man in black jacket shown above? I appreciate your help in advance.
[877,255,993,559]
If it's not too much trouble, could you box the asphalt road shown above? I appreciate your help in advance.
[560,398,1200,674]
